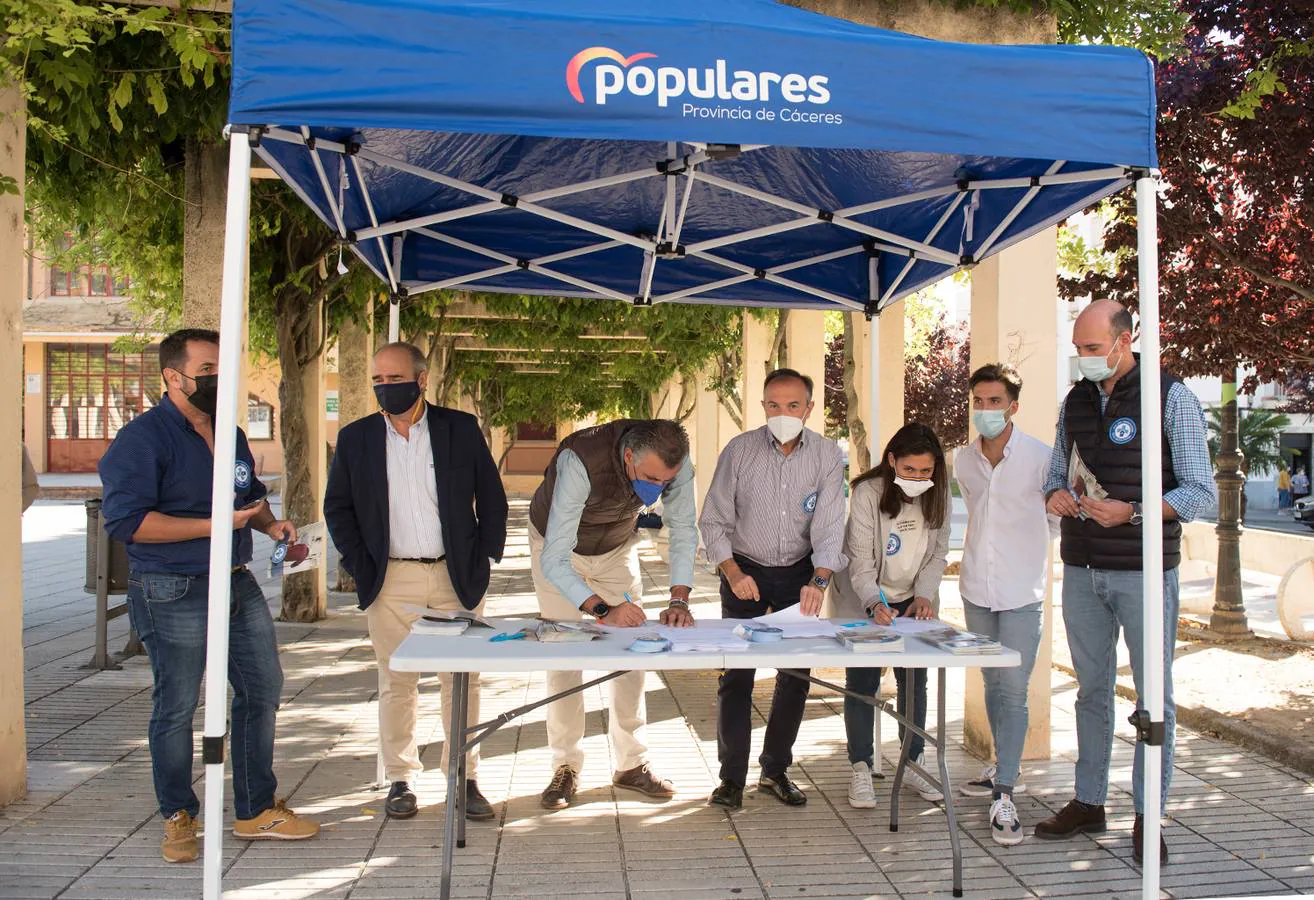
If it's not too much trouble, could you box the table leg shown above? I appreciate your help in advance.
[440,672,464,900]
[890,669,914,833]
[455,672,468,849]
[935,668,963,898]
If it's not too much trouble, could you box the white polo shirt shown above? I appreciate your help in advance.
[954,424,1054,612]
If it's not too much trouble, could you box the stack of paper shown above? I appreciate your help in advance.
[837,626,905,653]
[917,626,1002,655]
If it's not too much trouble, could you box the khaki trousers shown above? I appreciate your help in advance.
[368,559,482,782]
[528,525,648,773]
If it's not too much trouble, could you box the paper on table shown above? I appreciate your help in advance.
[885,617,952,635]
[753,605,843,638]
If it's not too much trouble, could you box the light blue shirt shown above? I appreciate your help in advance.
[542,449,698,607]
[1044,381,1216,522]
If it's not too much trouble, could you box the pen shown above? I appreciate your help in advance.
[623,591,639,607]
[490,629,528,643]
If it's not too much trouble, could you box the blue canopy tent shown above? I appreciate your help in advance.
[208,2,1168,898]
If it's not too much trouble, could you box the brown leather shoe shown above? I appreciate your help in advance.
[1133,814,1169,865]
[1034,799,1107,840]
[613,763,676,799]
[540,765,578,810]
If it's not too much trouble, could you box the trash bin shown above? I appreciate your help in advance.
[84,498,130,595]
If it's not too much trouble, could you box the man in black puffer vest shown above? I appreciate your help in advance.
[1034,301,1215,866]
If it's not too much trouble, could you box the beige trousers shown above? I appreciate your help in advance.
[528,525,648,773]
[368,559,483,782]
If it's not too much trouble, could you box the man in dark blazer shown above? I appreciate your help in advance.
[325,342,508,821]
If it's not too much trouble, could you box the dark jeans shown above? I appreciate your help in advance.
[717,554,813,786]
[126,568,284,820]
[845,596,927,765]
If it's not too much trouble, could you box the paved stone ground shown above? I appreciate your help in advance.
[6,500,1313,899]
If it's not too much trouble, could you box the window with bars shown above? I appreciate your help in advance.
[45,343,160,441]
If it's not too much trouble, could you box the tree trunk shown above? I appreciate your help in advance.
[842,313,871,473]
[181,139,228,330]
[275,292,327,621]
[768,309,790,372]
[1210,379,1250,636]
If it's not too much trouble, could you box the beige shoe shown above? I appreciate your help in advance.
[162,810,199,863]
[232,799,320,841]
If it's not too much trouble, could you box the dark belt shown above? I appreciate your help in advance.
[390,556,445,564]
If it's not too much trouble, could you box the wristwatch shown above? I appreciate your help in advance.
[811,575,830,590]
[582,598,610,619]
[668,596,690,609]
[1128,501,1144,526]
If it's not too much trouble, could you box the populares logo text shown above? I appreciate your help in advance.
[566,47,831,107]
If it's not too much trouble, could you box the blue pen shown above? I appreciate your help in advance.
[622,591,639,607]
[490,629,528,643]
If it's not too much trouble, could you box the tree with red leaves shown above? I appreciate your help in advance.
[1062,0,1312,636]
[905,316,972,450]
[1061,0,1313,387]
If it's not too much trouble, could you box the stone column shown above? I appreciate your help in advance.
[0,83,29,805]
[965,227,1060,762]
[333,302,374,593]
[786,310,827,421]
[875,300,906,447]
[742,312,772,430]
[336,302,376,429]
[695,369,723,512]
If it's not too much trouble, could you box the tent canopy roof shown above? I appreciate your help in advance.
[229,0,1157,311]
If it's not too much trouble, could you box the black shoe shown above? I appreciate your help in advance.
[757,773,807,806]
[385,781,418,819]
[465,780,495,821]
[1035,798,1106,839]
[1133,814,1169,865]
[540,765,578,810]
[708,780,743,810]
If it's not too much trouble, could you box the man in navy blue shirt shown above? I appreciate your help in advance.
[100,328,319,863]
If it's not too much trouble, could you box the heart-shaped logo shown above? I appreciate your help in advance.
[565,47,657,103]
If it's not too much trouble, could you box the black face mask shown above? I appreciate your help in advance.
[180,373,219,417]
[374,381,423,416]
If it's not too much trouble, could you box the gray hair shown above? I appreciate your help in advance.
[376,341,428,377]
[621,420,689,469]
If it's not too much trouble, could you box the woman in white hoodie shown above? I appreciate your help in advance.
[833,423,951,809]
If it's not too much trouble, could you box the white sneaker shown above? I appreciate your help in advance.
[848,761,877,809]
[903,753,944,802]
[990,794,1025,845]
[960,764,1028,798]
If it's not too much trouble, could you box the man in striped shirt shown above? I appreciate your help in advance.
[699,368,849,810]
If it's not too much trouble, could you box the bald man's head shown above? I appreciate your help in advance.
[1071,300,1135,382]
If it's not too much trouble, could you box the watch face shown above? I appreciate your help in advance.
[591,601,610,618]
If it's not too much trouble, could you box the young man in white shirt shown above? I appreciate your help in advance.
[953,363,1054,846]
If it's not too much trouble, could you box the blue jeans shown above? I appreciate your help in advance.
[1062,565,1179,816]
[962,600,1043,792]
[845,597,927,765]
[127,568,284,820]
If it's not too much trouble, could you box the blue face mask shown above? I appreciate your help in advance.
[632,479,665,507]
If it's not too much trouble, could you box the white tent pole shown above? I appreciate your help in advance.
[1136,173,1164,900]
[202,129,253,900]
[389,296,401,343]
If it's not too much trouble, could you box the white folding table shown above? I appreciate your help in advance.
[390,619,1020,899]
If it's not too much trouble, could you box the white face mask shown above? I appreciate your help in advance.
[894,477,934,498]
[1077,344,1123,383]
[766,415,804,443]
[972,409,1009,440]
